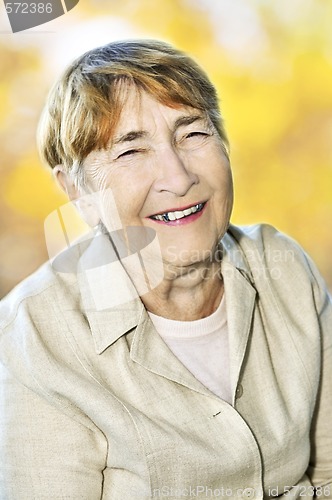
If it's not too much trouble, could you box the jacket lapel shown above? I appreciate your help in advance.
[130,310,216,397]
[222,260,256,402]
[221,231,257,401]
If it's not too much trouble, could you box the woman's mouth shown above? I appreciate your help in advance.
[149,202,206,224]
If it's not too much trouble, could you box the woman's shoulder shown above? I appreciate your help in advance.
[225,223,330,312]
[226,222,312,268]
[228,222,302,251]
[0,229,95,333]
[1,262,57,327]
[0,249,90,404]
[0,258,78,333]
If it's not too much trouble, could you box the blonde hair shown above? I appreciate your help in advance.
[37,39,228,184]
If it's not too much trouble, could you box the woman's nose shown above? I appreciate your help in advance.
[153,147,199,196]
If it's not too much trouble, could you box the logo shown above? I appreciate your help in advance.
[3,0,79,33]
[44,189,164,310]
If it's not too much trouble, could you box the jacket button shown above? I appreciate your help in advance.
[235,384,243,399]
[242,488,255,498]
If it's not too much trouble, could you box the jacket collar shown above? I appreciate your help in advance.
[75,231,144,354]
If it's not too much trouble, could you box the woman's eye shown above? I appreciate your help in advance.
[186,131,209,139]
[179,131,211,146]
[183,131,211,143]
[117,148,144,159]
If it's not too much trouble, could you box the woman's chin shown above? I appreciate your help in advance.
[161,244,221,270]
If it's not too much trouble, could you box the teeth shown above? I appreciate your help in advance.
[151,203,204,222]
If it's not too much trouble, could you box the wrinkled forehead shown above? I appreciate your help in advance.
[113,84,151,132]
[109,83,208,144]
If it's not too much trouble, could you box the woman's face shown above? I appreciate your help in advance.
[82,87,233,269]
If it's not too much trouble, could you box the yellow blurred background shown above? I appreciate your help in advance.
[0,0,331,297]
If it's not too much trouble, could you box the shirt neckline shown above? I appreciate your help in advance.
[147,295,227,339]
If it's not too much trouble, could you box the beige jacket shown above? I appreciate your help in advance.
[0,224,331,499]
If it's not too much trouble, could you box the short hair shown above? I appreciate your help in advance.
[37,39,229,184]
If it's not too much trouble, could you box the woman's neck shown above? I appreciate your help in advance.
[141,260,224,321]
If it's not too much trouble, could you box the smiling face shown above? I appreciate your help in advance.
[82,86,233,269]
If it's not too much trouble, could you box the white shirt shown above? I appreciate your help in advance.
[148,296,232,403]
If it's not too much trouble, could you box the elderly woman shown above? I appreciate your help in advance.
[0,40,331,499]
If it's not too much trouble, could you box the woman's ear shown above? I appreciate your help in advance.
[53,165,81,201]
[53,165,100,227]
